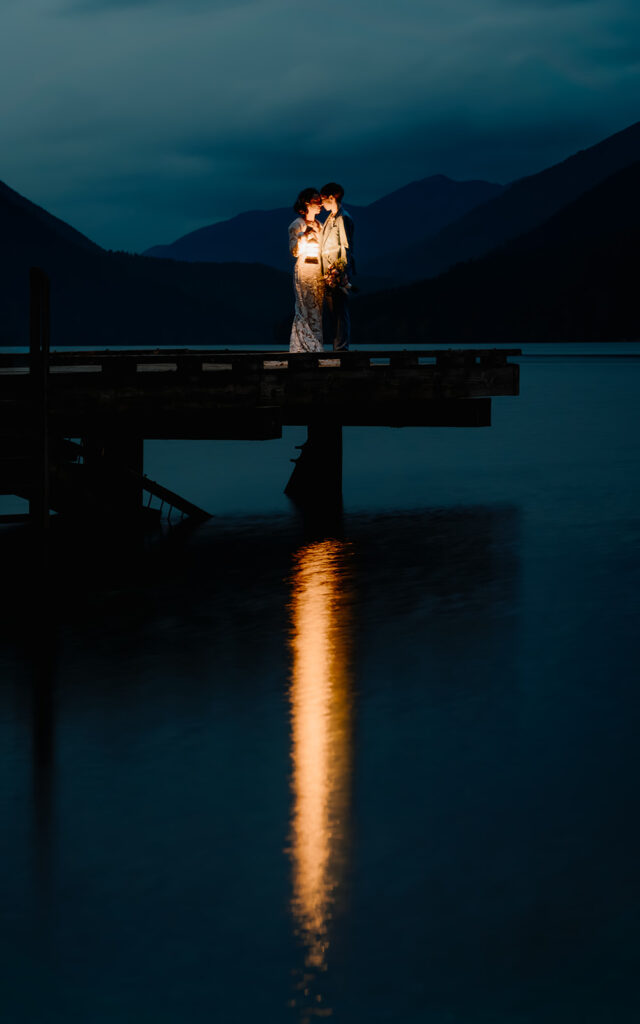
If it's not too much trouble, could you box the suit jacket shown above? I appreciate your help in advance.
[320,206,355,276]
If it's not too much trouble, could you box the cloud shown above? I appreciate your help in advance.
[59,0,259,12]
[1,0,638,249]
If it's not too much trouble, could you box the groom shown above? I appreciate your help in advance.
[319,182,355,351]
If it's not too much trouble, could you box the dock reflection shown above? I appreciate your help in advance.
[287,538,354,1020]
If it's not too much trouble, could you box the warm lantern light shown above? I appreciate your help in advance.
[287,539,354,986]
[299,232,320,261]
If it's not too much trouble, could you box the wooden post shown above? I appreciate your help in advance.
[107,436,144,518]
[285,421,343,505]
[29,268,50,529]
[82,434,145,519]
[31,625,55,917]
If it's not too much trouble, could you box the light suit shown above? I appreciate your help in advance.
[320,206,354,351]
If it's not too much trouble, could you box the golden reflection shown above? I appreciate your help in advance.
[287,538,354,1019]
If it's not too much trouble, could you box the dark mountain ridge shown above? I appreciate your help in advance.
[0,179,100,255]
[376,119,640,281]
[144,175,504,274]
[0,179,291,348]
[2,120,640,347]
[354,161,640,344]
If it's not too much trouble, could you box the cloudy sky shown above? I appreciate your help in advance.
[1,0,639,251]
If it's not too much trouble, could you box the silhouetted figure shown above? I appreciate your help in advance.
[320,182,355,351]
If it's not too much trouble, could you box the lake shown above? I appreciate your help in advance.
[1,346,639,1022]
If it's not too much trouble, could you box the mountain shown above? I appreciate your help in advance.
[143,176,504,275]
[3,119,640,349]
[372,120,640,282]
[353,161,640,343]
[145,206,293,270]
[0,180,291,347]
[0,179,101,256]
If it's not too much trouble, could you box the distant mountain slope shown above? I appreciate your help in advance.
[145,206,293,269]
[0,179,291,347]
[354,161,640,343]
[0,180,101,255]
[374,120,640,282]
[144,175,503,273]
[356,176,504,275]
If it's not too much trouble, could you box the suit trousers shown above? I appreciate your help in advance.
[324,287,350,351]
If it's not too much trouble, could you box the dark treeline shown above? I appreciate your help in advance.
[0,179,291,348]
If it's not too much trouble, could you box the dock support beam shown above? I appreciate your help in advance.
[82,435,144,519]
[285,422,343,506]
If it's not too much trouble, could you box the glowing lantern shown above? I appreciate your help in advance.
[301,232,320,262]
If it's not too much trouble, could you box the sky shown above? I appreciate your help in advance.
[1,0,639,252]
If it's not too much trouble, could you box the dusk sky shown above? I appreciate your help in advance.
[1,0,639,252]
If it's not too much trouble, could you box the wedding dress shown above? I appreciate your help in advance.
[289,217,324,352]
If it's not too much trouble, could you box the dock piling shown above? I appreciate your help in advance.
[285,421,343,506]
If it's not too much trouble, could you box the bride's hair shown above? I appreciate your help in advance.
[293,188,321,214]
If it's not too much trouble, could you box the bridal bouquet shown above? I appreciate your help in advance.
[324,258,351,295]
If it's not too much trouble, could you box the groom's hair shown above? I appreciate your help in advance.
[320,182,344,201]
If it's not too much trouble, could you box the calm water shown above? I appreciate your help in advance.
[1,351,639,1022]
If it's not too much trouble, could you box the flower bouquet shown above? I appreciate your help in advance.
[324,258,353,295]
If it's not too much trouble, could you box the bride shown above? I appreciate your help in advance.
[289,188,324,352]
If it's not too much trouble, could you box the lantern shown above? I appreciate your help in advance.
[301,232,320,263]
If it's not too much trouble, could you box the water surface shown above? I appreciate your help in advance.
[0,351,639,1022]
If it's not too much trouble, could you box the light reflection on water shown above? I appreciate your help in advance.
[288,539,354,1020]
[0,355,639,1021]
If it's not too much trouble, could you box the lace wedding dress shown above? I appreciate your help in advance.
[289,217,324,352]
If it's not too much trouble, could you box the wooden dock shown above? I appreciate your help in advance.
[0,270,520,522]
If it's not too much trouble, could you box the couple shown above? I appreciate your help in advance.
[288,182,354,353]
